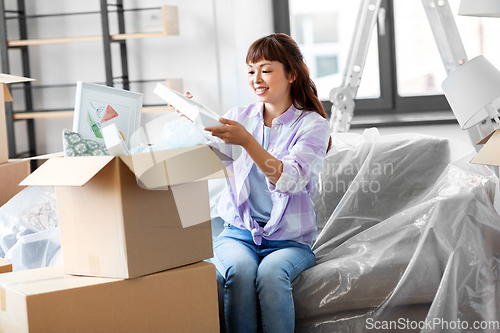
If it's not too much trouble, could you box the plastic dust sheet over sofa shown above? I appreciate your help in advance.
[292,128,500,333]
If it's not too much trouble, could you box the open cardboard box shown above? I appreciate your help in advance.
[470,129,500,167]
[0,82,10,165]
[0,74,35,165]
[0,261,219,333]
[0,257,12,274]
[470,128,500,214]
[0,159,30,207]
[0,74,34,206]
[21,144,232,279]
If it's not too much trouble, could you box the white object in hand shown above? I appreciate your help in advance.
[153,83,223,128]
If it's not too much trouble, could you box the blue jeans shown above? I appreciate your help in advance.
[211,224,316,333]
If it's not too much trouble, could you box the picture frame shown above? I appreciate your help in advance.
[73,81,143,148]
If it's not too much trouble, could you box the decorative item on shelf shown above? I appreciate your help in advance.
[458,0,500,17]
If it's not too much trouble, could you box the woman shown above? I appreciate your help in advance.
[205,33,331,333]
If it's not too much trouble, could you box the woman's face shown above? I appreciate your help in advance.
[247,60,294,107]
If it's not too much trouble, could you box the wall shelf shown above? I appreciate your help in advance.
[0,1,179,160]
[6,5,178,47]
[12,106,174,120]
[8,79,182,113]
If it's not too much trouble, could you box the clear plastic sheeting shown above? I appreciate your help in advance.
[293,129,500,332]
[131,117,208,154]
[0,186,62,271]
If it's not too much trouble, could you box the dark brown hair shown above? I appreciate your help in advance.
[246,33,328,120]
[246,33,331,151]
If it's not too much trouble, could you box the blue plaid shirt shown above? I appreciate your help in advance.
[211,103,330,245]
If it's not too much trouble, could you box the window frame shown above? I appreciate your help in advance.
[273,0,456,127]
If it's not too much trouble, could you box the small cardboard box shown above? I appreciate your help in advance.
[0,261,219,333]
[21,144,231,279]
[0,83,8,165]
[0,74,35,165]
[0,159,30,207]
[0,258,12,274]
[470,129,500,167]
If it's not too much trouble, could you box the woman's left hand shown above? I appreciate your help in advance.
[205,118,253,147]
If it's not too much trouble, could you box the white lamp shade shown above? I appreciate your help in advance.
[459,0,500,17]
[441,55,500,129]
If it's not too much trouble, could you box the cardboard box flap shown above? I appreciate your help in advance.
[210,146,232,161]
[0,74,35,100]
[22,151,64,160]
[470,129,500,167]
[476,129,497,145]
[2,84,12,102]
[20,156,115,186]
[119,144,232,189]
[119,145,203,176]
[0,73,34,84]
[15,273,116,296]
[0,266,65,287]
[0,266,117,296]
[0,258,12,274]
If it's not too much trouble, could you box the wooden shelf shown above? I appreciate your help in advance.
[13,106,174,120]
[7,5,178,47]
[13,111,74,120]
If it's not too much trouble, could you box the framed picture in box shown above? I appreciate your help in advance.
[73,81,143,148]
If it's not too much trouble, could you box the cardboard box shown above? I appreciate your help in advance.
[0,159,30,207]
[0,75,35,165]
[0,83,8,165]
[21,145,231,279]
[470,129,500,167]
[0,258,12,273]
[0,261,219,333]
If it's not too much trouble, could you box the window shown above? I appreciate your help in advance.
[316,55,338,78]
[273,0,500,125]
[395,0,500,96]
[288,0,380,101]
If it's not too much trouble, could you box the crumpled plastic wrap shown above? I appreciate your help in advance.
[131,117,208,154]
[0,186,62,271]
[293,129,500,333]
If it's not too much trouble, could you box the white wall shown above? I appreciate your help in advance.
[4,0,271,154]
[3,0,474,155]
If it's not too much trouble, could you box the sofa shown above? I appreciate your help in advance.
[293,129,500,332]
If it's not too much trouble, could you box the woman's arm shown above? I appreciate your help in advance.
[205,118,283,185]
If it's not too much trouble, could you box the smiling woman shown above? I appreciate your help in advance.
[201,33,332,333]
[245,33,328,122]
[246,60,295,122]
